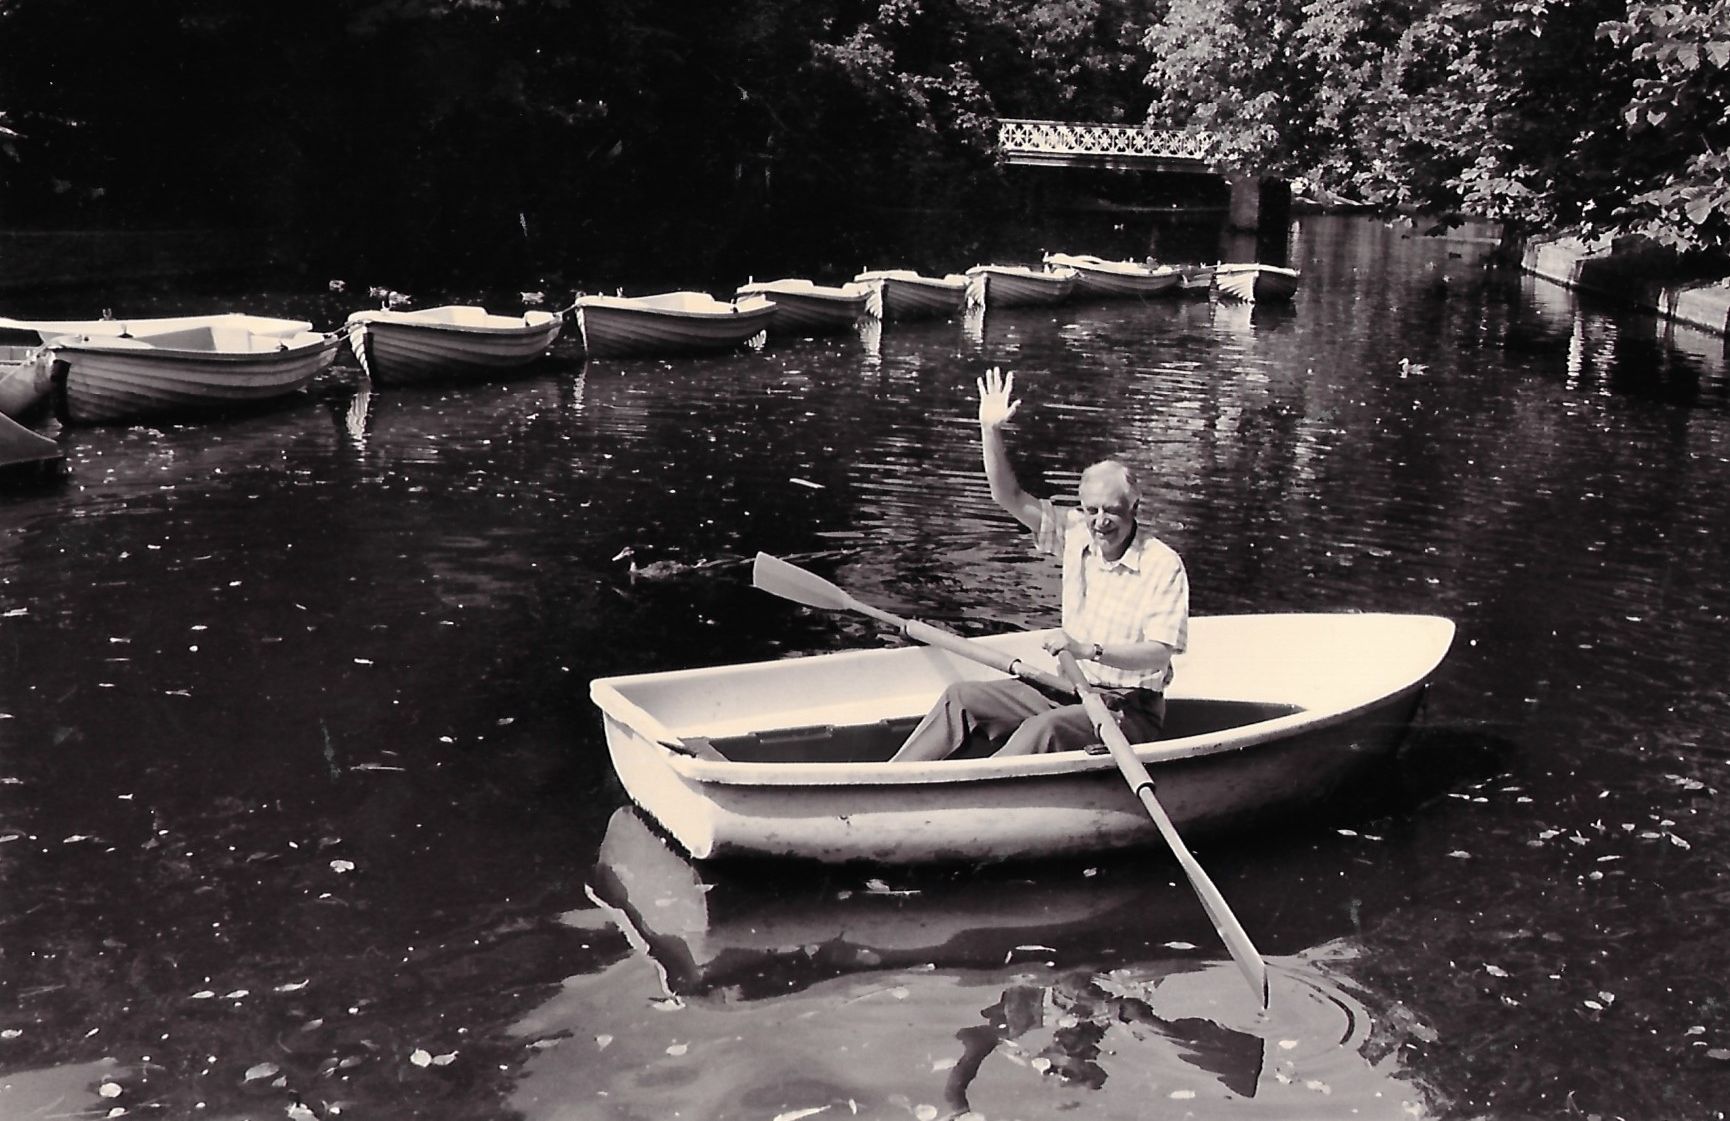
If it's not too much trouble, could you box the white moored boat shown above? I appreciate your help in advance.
[1042,253,1183,300]
[589,612,1457,864]
[2,313,314,420]
[1214,263,1301,303]
[345,305,562,385]
[733,279,870,337]
[574,291,776,359]
[853,269,969,321]
[40,318,340,426]
[964,264,1078,308]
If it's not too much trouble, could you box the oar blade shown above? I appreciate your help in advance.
[751,552,858,612]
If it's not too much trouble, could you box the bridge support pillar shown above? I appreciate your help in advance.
[1226,175,1262,231]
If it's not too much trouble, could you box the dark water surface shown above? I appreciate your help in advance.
[4,216,1730,1119]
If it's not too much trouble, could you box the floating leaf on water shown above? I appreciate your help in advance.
[1584,1000,1603,1011]
[595,1034,613,1050]
[244,1063,279,1082]
[410,1049,433,1067]
[432,1052,457,1066]
[1169,1090,1197,1100]
[914,1107,938,1121]
[191,991,216,1000]
[1,1029,21,1039]
[1598,991,1615,1004]
[1670,834,1692,849]
[99,1082,122,1098]
[931,1058,957,1072]
[1485,964,1509,977]
[1447,850,1471,859]
[1707,1048,1730,1061]
[666,1042,688,1056]
[1030,1057,1052,1073]
[330,860,355,874]
[789,478,825,490]
[1163,941,1198,950]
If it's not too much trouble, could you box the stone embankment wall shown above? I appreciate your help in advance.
[0,229,279,293]
[1521,234,1730,337]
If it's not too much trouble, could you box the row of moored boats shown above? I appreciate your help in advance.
[1,254,1299,472]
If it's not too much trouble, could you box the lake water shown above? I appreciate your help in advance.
[3,214,1729,1120]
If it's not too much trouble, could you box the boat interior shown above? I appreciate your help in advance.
[686,697,1306,764]
[86,325,306,353]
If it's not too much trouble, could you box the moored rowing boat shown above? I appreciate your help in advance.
[345,305,563,385]
[853,269,969,321]
[574,291,777,359]
[1214,263,1301,302]
[1041,253,1183,300]
[733,279,870,336]
[588,612,1456,864]
[42,321,341,426]
[963,264,1078,308]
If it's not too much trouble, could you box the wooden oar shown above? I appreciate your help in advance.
[751,552,1075,697]
[1055,649,1270,1010]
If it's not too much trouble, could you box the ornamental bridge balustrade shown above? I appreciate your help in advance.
[996,119,1275,230]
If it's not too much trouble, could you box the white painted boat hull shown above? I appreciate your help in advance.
[46,329,341,425]
[964,266,1077,308]
[575,293,776,358]
[346,307,562,385]
[590,613,1456,864]
[734,281,868,336]
[1215,265,1301,302]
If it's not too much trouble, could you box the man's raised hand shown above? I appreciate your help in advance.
[977,366,1021,430]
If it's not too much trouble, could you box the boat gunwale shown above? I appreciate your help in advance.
[574,293,777,320]
[590,614,1456,788]
[735,280,870,303]
[347,307,562,336]
[46,332,341,364]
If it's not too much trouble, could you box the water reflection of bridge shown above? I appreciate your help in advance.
[997,118,1281,231]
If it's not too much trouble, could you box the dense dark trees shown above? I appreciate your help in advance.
[2,0,1726,284]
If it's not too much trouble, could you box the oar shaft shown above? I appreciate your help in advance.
[1057,651,1270,1010]
[864,606,1073,697]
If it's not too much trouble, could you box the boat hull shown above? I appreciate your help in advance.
[590,613,1456,864]
[1,410,61,473]
[1043,254,1182,300]
[856,274,968,321]
[734,284,867,336]
[1215,265,1301,303]
[576,300,776,359]
[47,333,341,425]
[348,310,562,385]
[0,348,53,420]
[964,267,1076,308]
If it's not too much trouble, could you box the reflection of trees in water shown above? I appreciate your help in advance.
[944,970,1265,1114]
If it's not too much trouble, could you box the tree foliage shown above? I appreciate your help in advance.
[1143,0,1730,255]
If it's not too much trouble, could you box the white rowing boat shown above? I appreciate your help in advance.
[1041,253,1183,300]
[963,264,1078,308]
[573,291,776,359]
[344,305,563,385]
[41,320,340,425]
[733,279,870,336]
[1214,263,1301,302]
[852,269,969,321]
[588,612,1456,864]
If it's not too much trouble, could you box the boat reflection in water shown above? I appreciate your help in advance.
[550,807,1446,1118]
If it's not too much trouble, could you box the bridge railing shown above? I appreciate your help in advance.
[997,119,1217,164]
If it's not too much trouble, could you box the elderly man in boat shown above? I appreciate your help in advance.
[890,366,1189,761]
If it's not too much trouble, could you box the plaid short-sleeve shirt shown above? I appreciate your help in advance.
[1034,499,1188,691]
